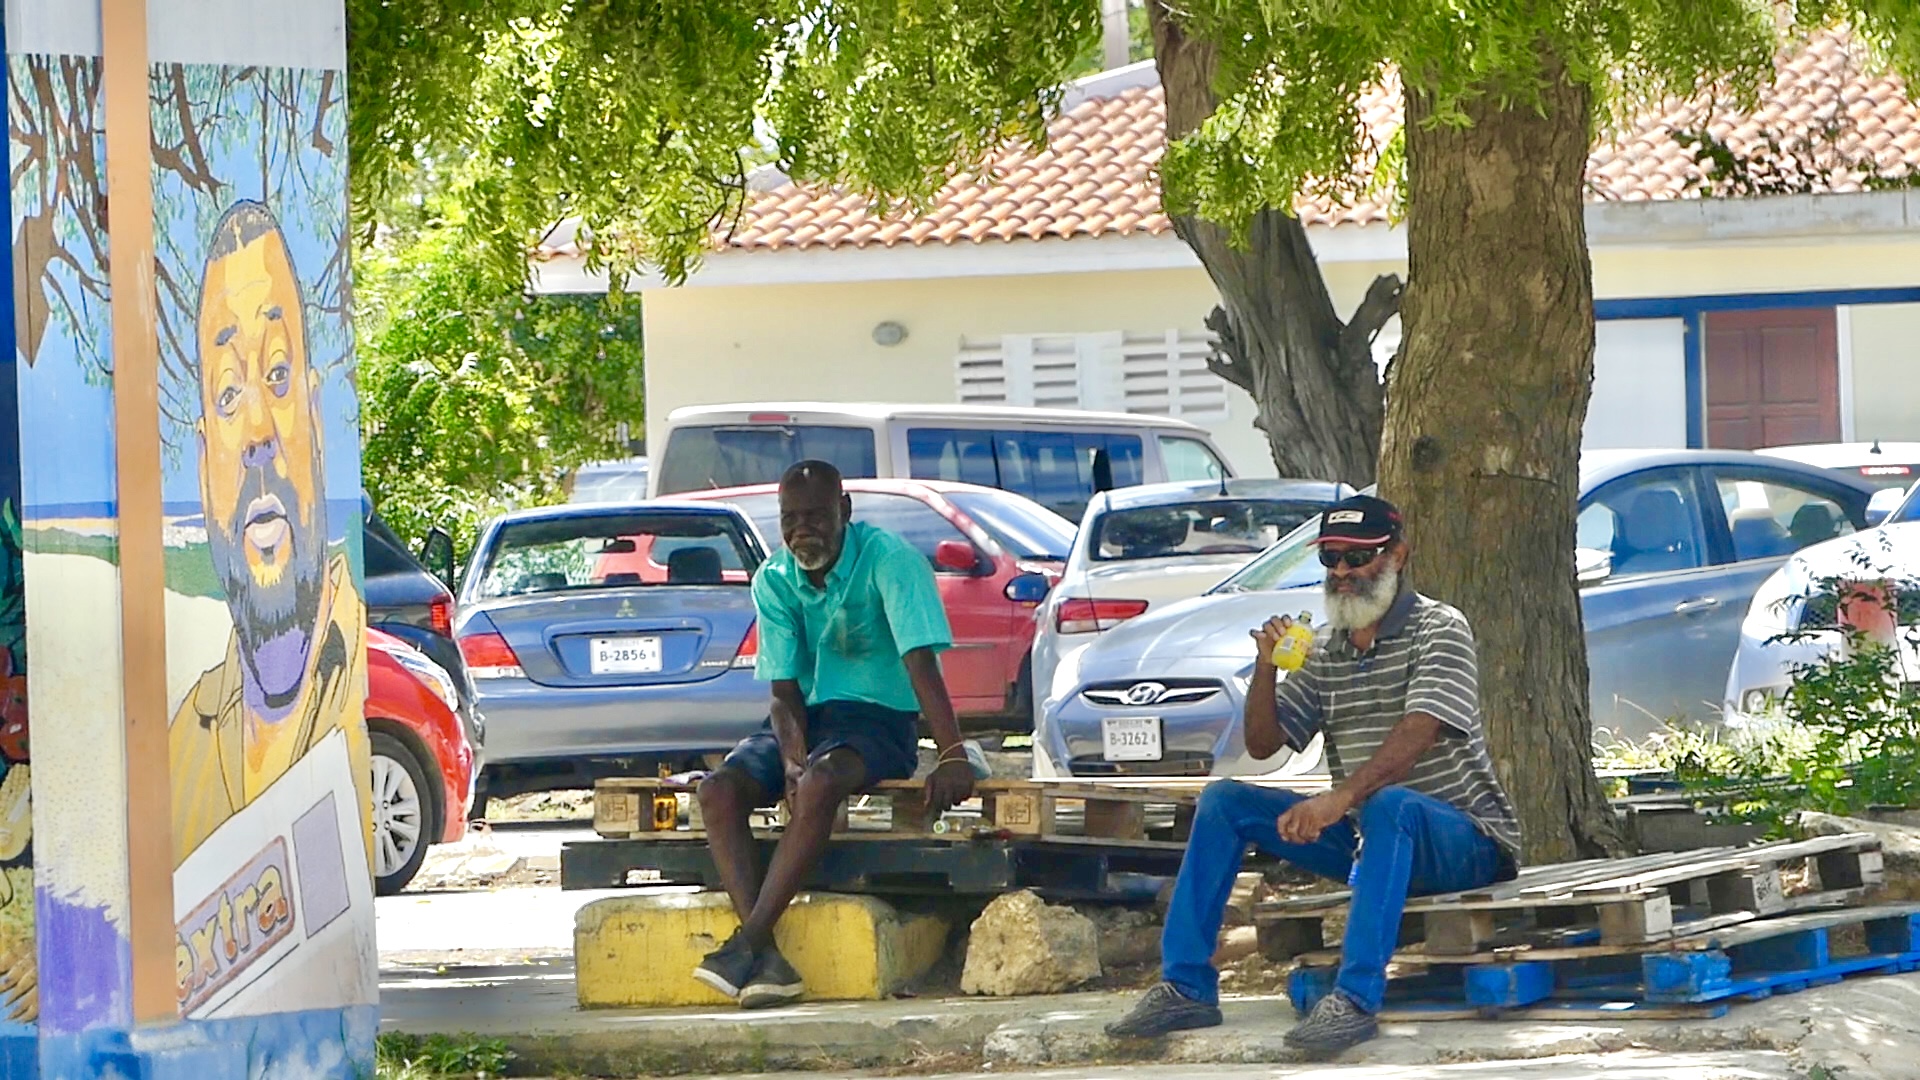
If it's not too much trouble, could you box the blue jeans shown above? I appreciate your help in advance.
[1161,781,1508,1013]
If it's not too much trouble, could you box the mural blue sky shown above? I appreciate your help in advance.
[9,62,356,535]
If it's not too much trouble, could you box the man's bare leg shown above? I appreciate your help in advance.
[698,767,772,922]
[738,748,866,952]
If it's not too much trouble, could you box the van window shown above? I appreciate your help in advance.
[657,424,877,494]
[1161,436,1228,483]
[905,426,1141,522]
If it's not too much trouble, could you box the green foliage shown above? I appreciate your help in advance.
[347,0,1101,289]
[356,188,646,555]
[375,1033,513,1080]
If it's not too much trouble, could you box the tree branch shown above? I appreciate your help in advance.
[1338,272,1403,365]
[1201,304,1254,393]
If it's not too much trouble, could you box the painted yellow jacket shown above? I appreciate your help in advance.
[169,553,372,870]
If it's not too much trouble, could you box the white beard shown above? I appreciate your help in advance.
[1325,565,1400,631]
[793,546,833,572]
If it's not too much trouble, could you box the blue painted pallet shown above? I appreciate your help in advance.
[1289,905,1920,1017]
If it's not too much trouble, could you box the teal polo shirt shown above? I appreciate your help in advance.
[751,520,953,713]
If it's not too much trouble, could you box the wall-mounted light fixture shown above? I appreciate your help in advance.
[872,321,908,347]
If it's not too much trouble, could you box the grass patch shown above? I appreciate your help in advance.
[375,1033,513,1080]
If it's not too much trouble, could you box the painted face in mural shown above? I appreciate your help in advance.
[196,202,328,711]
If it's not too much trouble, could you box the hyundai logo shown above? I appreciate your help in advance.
[1123,681,1166,706]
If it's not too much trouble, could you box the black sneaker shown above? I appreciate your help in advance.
[1103,981,1223,1038]
[738,945,805,1010]
[1283,990,1378,1057]
[691,930,757,999]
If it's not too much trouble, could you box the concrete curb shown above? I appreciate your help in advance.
[378,961,1920,1077]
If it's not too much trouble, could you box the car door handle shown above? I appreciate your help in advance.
[1674,597,1721,617]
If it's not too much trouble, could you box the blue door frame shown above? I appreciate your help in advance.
[1595,287,1920,448]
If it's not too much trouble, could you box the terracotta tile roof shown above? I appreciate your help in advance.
[545,30,1918,259]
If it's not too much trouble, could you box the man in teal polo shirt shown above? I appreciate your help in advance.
[694,460,977,1009]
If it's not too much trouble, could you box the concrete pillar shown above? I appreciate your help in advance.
[4,1,375,1075]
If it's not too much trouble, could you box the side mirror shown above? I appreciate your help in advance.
[1575,547,1612,586]
[419,528,455,588]
[1004,572,1052,605]
[1866,487,1906,527]
[933,540,980,574]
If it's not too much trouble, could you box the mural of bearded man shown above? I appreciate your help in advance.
[169,200,370,869]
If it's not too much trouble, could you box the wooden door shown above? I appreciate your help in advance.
[1704,308,1840,450]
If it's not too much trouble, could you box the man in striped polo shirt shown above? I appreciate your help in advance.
[1107,494,1521,1056]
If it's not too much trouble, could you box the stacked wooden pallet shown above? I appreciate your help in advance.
[1253,833,1916,1019]
[589,775,1213,846]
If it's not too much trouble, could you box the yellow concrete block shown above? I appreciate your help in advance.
[574,890,949,1008]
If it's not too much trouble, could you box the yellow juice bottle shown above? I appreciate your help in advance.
[1270,613,1316,671]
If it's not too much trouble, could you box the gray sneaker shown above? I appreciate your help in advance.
[1283,990,1378,1056]
[738,945,804,1010]
[1104,981,1223,1038]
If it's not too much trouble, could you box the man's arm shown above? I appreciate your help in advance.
[768,679,811,797]
[903,646,975,813]
[1245,616,1320,760]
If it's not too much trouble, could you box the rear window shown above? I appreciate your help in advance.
[363,514,422,578]
[945,490,1075,560]
[475,512,760,599]
[906,426,1142,522]
[1849,463,1920,492]
[570,464,650,503]
[1091,500,1322,562]
[656,424,877,494]
[1210,514,1325,593]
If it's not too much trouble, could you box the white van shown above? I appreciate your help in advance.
[650,402,1239,523]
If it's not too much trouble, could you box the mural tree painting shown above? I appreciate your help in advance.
[349,2,1920,860]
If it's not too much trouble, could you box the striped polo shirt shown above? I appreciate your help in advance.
[1272,589,1522,859]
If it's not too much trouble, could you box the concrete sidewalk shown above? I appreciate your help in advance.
[378,957,1920,1077]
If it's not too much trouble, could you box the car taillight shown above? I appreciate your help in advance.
[732,621,758,668]
[429,596,452,637]
[1055,598,1149,635]
[459,631,525,679]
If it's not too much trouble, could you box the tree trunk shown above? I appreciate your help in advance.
[1380,55,1623,863]
[1147,0,1398,487]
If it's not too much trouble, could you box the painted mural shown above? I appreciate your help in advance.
[8,48,374,1071]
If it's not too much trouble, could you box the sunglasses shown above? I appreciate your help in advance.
[1319,545,1389,570]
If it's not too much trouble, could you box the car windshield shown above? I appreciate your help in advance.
[475,512,760,598]
[945,490,1075,560]
[1209,513,1325,593]
[1890,484,1920,526]
[1089,499,1324,563]
[655,423,877,494]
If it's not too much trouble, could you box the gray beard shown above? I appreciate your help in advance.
[792,546,833,572]
[1325,565,1399,631]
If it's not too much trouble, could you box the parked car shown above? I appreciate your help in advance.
[362,500,485,776]
[1758,441,1920,495]
[455,502,771,801]
[1034,449,1879,778]
[1723,482,1920,727]
[650,401,1239,522]
[681,479,1077,729]
[570,457,651,504]
[1029,479,1354,735]
[367,627,477,894]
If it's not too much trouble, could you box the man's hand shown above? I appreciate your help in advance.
[1250,615,1295,669]
[1277,790,1352,845]
[782,752,808,805]
[925,758,975,815]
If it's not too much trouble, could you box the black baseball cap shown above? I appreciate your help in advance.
[1312,494,1403,546]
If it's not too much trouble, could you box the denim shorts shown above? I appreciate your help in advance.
[720,699,920,805]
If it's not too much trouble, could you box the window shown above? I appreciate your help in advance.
[1578,471,1707,578]
[944,490,1076,560]
[849,494,971,569]
[1211,514,1324,594]
[903,426,1142,522]
[954,330,1228,419]
[363,515,420,578]
[1714,474,1857,562]
[475,513,759,598]
[1091,499,1321,562]
[1161,436,1228,482]
[655,424,877,494]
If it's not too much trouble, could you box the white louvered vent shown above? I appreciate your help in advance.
[953,330,1226,419]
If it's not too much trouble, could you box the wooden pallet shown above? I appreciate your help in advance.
[1254,833,1886,963]
[1288,902,1920,1018]
[589,776,1212,844]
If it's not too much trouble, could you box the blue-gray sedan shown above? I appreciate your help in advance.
[1035,449,1878,778]
[456,501,772,801]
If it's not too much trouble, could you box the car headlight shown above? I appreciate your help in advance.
[390,648,461,715]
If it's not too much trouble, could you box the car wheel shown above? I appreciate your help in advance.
[371,730,435,895]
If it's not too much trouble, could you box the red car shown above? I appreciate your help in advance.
[367,627,477,893]
[680,480,1076,727]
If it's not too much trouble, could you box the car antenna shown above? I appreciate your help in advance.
[1216,467,1229,498]
[1871,439,1883,455]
